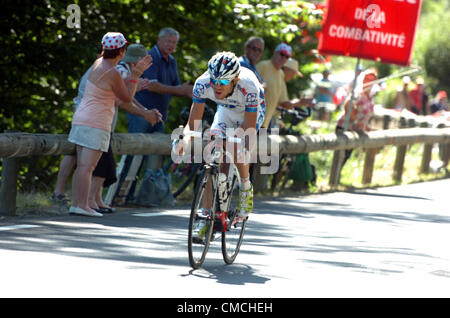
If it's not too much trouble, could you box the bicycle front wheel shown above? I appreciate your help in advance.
[221,166,248,264]
[188,166,217,269]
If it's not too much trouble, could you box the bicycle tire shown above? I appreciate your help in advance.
[187,166,217,269]
[221,166,247,264]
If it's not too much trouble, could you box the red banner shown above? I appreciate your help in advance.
[318,0,422,66]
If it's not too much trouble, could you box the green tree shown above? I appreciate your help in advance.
[412,0,450,93]
[1,0,324,190]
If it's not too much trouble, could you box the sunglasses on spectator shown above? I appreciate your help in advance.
[279,52,290,59]
[248,45,263,53]
[210,78,231,86]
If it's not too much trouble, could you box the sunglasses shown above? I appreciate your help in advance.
[279,52,290,59]
[210,78,231,86]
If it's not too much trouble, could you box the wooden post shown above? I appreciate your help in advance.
[443,144,450,168]
[362,148,377,185]
[437,124,450,170]
[382,115,391,130]
[0,157,19,216]
[392,118,407,183]
[419,121,432,174]
[420,143,433,174]
[329,150,343,187]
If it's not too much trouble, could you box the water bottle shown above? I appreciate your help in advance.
[217,173,228,211]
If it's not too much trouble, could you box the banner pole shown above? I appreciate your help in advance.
[343,58,361,131]
[332,58,361,187]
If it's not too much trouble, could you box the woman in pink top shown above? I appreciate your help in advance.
[69,32,162,217]
[336,68,378,166]
[337,68,378,132]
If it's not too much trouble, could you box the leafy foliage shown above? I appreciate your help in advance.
[1,0,324,190]
[2,0,447,193]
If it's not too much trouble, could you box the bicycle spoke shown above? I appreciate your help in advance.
[188,167,217,269]
[221,168,247,264]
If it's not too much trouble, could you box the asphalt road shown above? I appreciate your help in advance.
[1,178,449,298]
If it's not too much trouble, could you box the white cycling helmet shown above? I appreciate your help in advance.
[207,51,240,81]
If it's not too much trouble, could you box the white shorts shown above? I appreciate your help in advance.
[209,106,265,138]
[68,124,110,152]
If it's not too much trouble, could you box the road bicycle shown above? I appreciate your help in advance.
[173,130,248,269]
[270,106,313,192]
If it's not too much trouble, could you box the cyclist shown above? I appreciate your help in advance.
[176,51,265,239]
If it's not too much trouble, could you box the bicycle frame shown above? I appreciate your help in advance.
[204,135,242,233]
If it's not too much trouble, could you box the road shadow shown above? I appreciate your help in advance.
[2,179,449,280]
[182,263,271,286]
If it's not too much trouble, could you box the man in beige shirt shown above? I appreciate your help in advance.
[257,43,310,128]
[257,43,290,128]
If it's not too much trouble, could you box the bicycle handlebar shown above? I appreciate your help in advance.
[276,106,312,121]
[177,130,242,145]
[178,130,202,140]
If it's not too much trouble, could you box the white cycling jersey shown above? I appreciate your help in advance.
[192,67,266,137]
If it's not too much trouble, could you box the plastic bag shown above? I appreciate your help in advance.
[134,168,175,207]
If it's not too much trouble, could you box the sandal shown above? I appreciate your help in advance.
[51,193,71,207]
[95,207,114,213]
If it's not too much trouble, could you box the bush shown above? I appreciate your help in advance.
[424,38,450,92]
[0,0,325,190]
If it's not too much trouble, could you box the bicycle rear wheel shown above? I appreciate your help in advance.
[221,166,248,264]
[188,166,217,269]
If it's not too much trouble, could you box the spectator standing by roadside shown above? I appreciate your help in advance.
[430,90,448,114]
[131,27,192,133]
[119,27,192,202]
[409,77,430,115]
[282,58,303,83]
[88,44,160,213]
[52,46,103,207]
[314,69,333,103]
[239,36,265,85]
[256,43,291,129]
[336,68,378,167]
[393,76,413,111]
[68,32,156,217]
[257,43,311,128]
